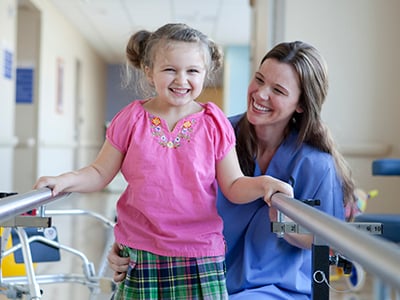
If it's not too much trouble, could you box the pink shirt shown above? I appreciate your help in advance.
[106,100,235,257]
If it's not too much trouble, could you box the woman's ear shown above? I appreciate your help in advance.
[295,105,304,113]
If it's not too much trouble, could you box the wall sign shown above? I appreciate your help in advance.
[3,48,13,80]
[16,68,34,104]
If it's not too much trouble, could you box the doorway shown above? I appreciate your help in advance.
[13,0,40,193]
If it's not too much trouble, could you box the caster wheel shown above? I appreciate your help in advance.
[345,262,366,291]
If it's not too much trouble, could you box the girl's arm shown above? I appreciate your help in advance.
[33,140,124,196]
[216,147,293,205]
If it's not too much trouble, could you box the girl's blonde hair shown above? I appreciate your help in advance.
[124,23,223,96]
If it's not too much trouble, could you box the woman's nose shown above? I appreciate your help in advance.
[257,86,270,100]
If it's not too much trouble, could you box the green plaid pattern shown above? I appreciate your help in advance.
[112,248,228,299]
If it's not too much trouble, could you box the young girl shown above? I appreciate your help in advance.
[34,23,293,299]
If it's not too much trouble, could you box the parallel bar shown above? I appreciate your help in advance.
[0,188,69,224]
[271,193,400,291]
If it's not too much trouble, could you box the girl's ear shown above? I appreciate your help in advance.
[144,66,154,86]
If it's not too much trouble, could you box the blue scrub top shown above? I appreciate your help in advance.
[217,114,345,299]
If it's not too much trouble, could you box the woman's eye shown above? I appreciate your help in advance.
[274,88,285,95]
[255,76,264,84]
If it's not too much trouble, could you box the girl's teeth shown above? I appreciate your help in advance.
[172,88,188,94]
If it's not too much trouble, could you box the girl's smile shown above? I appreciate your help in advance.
[146,42,207,108]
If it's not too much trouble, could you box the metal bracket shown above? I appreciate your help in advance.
[271,221,309,235]
[272,220,383,235]
[350,222,383,234]
[0,216,52,228]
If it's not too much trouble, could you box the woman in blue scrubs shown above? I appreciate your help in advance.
[220,41,355,299]
[107,41,356,299]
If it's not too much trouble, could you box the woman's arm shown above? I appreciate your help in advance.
[33,140,124,196]
[216,148,293,205]
[269,206,313,249]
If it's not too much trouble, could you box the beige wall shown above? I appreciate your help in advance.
[197,87,224,110]
[252,0,400,214]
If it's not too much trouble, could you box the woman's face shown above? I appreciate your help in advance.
[246,58,302,130]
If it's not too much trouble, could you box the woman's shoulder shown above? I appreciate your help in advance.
[286,131,329,155]
[284,131,335,170]
[228,113,245,127]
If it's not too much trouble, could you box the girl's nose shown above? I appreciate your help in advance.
[174,72,186,84]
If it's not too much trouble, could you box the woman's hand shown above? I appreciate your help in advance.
[107,242,129,283]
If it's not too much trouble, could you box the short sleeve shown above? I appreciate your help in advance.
[106,101,143,154]
[203,102,236,162]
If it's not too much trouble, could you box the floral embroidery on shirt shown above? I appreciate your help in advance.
[150,115,196,148]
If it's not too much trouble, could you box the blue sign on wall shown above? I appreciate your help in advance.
[16,68,34,104]
[3,49,13,79]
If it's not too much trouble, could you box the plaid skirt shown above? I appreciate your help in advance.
[111,247,228,300]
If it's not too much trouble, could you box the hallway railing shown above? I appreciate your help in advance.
[272,192,400,294]
[0,188,69,224]
[0,190,399,297]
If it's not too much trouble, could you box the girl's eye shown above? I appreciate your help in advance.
[188,69,199,73]
[164,68,175,72]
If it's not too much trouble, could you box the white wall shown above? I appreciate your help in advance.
[253,0,400,213]
[29,0,107,179]
[0,0,17,192]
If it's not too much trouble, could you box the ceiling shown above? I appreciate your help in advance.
[50,0,252,64]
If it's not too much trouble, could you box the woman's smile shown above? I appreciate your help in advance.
[252,99,271,113]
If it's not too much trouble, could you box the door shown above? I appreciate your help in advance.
[13,0,40,193]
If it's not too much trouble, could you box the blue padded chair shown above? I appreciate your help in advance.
[355,159,400,299]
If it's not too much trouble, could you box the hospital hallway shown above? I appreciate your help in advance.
[1,191,390,300]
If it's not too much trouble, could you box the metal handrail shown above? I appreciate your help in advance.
[271,193,400,291]
[1,190,399,292]
[0,188,69,224]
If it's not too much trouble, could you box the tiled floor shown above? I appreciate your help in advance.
[1,191,398,299]
[330,271,400,300]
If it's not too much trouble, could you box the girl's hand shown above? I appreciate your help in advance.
[263,175,293,206]
[33,175,67,197]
